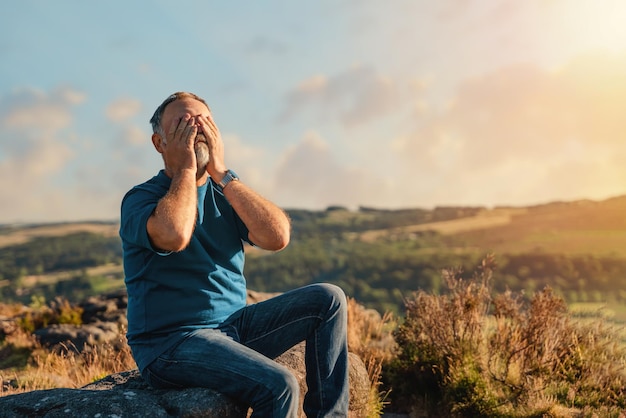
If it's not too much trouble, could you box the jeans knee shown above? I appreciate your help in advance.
[316,283,347,308]
[271,366,300,408]
[283,368,300,394]
[251,365,299,417]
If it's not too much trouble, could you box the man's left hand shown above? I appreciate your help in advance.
[197,114,227,181]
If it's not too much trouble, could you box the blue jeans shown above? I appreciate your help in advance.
[142,283,349,418]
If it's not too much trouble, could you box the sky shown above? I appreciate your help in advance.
[1,0,626,223]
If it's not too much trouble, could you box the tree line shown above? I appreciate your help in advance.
[1,207,625,314]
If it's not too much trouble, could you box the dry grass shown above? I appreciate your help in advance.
[385,255,626,417]
[0,326,135,397]
[347,297,397,416]
[0,297,135,398]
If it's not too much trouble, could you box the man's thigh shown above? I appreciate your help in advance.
[227,283,345,358]
[145,327,292,393]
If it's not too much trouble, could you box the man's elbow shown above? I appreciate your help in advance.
[274,222,291,251]
[252,229,290,252]
[149,224,193,253]
[272,233,290,252]
[164,237,191,253]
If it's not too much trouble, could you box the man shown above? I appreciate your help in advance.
[119,92,349,417]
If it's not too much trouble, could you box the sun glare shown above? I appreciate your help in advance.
[550,0,626,54]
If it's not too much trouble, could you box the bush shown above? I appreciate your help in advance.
[16,297,83,333]
[384,255,626,417]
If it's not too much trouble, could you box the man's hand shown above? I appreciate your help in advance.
[163,114,198,178]
[194,110,290,251]
[197,113,227,181]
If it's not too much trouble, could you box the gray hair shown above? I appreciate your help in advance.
[149,92,209,136]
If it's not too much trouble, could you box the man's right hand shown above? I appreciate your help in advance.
[148,113,200,252]
[163,113,198,178]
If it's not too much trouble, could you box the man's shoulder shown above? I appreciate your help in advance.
[120,172,170,216]
[124,172,169,197]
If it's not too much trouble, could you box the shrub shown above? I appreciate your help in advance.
[384,255,626,417]
[15,297,83,334]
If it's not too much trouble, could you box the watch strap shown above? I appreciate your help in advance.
[217,170,239,191]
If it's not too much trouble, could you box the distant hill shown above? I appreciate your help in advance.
[448,195,626,257]
[307,195,626,257]
[0,221,119,249]
[1,195,625,314]
[2,195,624,254]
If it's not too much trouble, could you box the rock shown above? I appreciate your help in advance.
[34,321,120,353]
[0,318,18,338]
[347,353,371,417]
[0,343,371,417]
[80,289,128,325]
[0,374,246,418]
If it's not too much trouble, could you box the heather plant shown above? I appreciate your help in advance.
[384,255,626,417]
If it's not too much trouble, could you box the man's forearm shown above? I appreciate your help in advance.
[223,180,290,251]
[148,169,198,252]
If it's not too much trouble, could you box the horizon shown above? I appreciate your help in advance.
[2,192,624,227]
[2,1,626,224]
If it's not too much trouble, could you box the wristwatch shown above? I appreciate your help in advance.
[217,169,239,191]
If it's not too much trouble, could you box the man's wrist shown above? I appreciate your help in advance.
[167,167,197,181]
[217,169,239,191]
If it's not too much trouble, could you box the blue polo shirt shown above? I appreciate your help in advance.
[119,170,251,372]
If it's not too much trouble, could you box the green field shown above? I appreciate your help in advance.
[1,195,626,317]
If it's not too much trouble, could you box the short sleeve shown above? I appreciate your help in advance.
[120,187,161,253]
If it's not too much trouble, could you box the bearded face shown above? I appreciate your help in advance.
[194,133,210,173]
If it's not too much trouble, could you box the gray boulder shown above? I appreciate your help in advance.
[0,375,246,417]
[34,321,120,352]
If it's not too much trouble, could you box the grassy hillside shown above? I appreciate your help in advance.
[449,196,626,257]
[2,195,624,254]
[1,196,625,315]
[0,222,119,249]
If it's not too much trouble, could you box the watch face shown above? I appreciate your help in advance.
[219,170,238,190]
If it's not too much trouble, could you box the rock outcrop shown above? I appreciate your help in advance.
[0,343,370,417]
[0,369,247,418]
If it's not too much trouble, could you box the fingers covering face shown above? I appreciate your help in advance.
[198,114,219,139]
[167,114,197,146]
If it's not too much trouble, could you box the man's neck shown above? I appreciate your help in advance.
[196,171,209,187]
[163,167,208,187]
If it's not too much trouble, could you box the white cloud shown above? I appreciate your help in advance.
[269,131,389,209]
[218,133,270,195]
[0,86,84,222]
[57,86,87,105]
[267,52,626,211]
[0,86,83,164]
[1,87,81,133]
[122,124,148,146]
[279,66,422,128]
[106,97,142,122]
[388,52,626,206]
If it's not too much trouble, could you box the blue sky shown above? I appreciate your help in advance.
[2,0,626,223]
